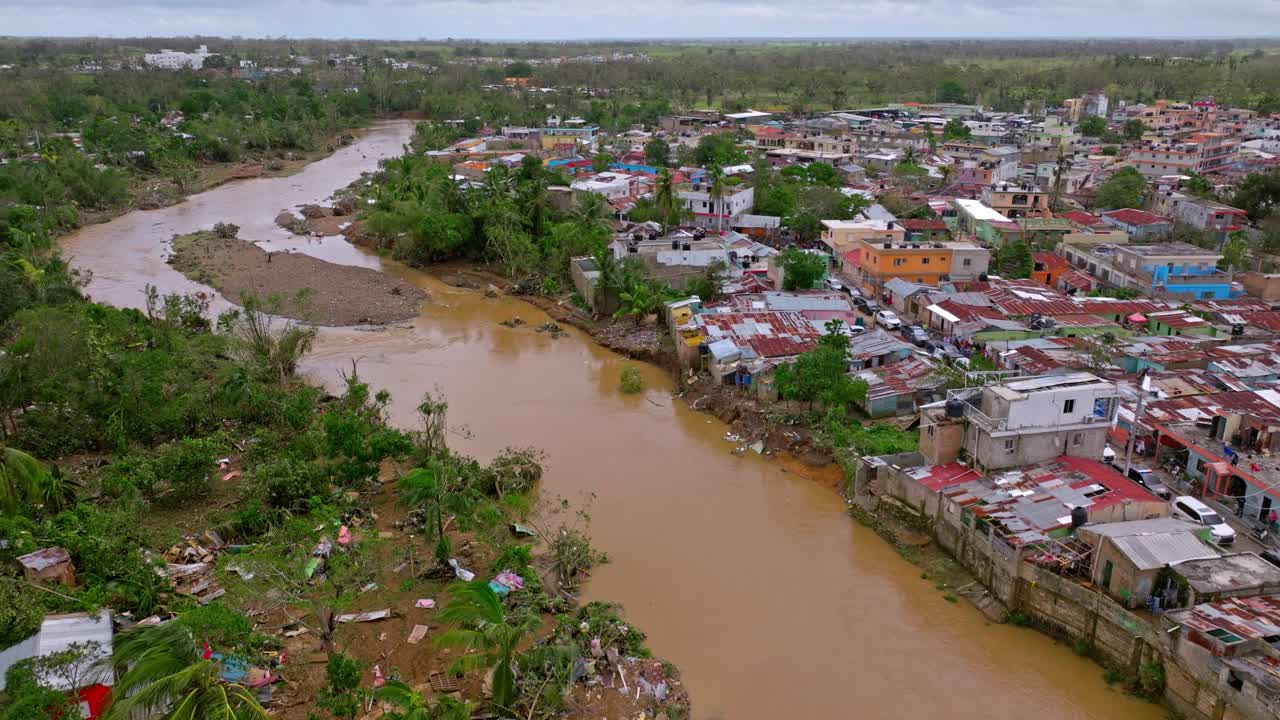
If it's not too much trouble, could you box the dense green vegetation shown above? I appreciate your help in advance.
[0,72,373,253]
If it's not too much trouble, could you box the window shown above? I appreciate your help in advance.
[921,257,930,265]
[927,425,936,437]
[894,258,905,267]
[1073,433,1083,446]
[963,258,972,267]
[1064,399,1076,413]
[1004,438,1016,452]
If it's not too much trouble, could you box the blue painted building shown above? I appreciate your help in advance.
[1111,242,1232,300]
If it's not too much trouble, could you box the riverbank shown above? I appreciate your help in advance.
[167,230,427,325]
[60,121,1166,720]
[79,128,363,228]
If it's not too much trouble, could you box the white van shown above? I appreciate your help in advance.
[1170,496,1236,546]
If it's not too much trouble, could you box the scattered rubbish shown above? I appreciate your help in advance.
[360,582,378,593]
[283,628,308,638]
[304,557,322,579]
[372,665,385,688]
[535,321,565,338]
[313,538,333,557]
[335,609,391,624]
[484,284,500,298]
[429,672,461,693]
[723,432,741,443]
[165,562,225,604]
[217,458,232,469]
[227,565,255,581]
[414,598,436,609]
[498,317,525,328]
[493,572,524,592]
[222,471,241,482]
[378,632,386,642]
[447,558,475,582]
[749,441,765,455]
[510,524,536,538]
[406,625,429,644]
[488,580,510,598]
[337,526,352,546]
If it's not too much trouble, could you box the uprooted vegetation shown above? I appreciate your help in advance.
[0,272,687,719]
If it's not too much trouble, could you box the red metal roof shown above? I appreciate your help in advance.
[1032,252,1069,270]
[697,311,820,358]
[933,298,1004,322]
[1102,208,1172,226]
[1058,210,1104,226]
[899,218,949,231]
[1004,346,1064,374]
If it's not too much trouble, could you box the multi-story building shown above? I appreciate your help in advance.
[981,183,1052,219]
[820,219,904,260]
[677,183,755,229]
[1111,242,1230,300]
[1151,191,1249,245]
[539,125,600,153]
[1128,133,1239,177]
[941,373,1121,472]
[143,45,214,70]
[850,238,990,294]
[754,131,858,156]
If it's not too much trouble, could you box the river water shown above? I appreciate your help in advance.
[62,121,1162,720]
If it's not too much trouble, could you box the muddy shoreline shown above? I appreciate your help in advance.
[167,230,427,326]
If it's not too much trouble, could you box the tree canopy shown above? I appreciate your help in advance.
[1094,167,1148,210]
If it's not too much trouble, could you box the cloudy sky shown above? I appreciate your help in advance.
[1,0,1277,39]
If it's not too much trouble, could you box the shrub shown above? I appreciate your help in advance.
[620,365,644,394]
[259,458,329,512]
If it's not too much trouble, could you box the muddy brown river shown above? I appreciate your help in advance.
[62,121,1163,720]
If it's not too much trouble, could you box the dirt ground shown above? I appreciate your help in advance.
[167,232,427,326]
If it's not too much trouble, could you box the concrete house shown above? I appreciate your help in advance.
[939,373,1121,472]
[1110,242,1230,300]
[1076,518,1218,608]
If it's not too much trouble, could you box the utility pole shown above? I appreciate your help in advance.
[1122,372,1151,480]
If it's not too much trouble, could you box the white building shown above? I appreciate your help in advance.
[571,172,635,200]
[678,184,755,229]
[144,45,214,70]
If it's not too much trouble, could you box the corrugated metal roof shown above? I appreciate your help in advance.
[1110,532,1219,570]
[0,610,114,691]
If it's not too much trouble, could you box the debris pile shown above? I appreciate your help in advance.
[162,529,229,604]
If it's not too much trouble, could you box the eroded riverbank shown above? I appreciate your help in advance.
[61,120,1165,720]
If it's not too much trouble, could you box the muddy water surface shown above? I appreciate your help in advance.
[63,121,1164,720]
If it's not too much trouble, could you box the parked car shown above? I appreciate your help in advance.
[824,278,853,295]
[1127,466,1171,499]
[845,324,867,336]
[1260,548,1280,569]
[900,326,929,346]
[1170,495,1236,546]
[874,310,902,330]
[853,296,879,314]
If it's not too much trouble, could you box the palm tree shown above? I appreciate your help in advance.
[707,165,727,233]
[376,680,472,720]
[614,280,663,326]
[0,445,77,516]
[655,168,676,235]
[570,191,610,237]
[399,466,450,566]
[938,163,954,187]
[103,622,269,720]
[435,583,539,714]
